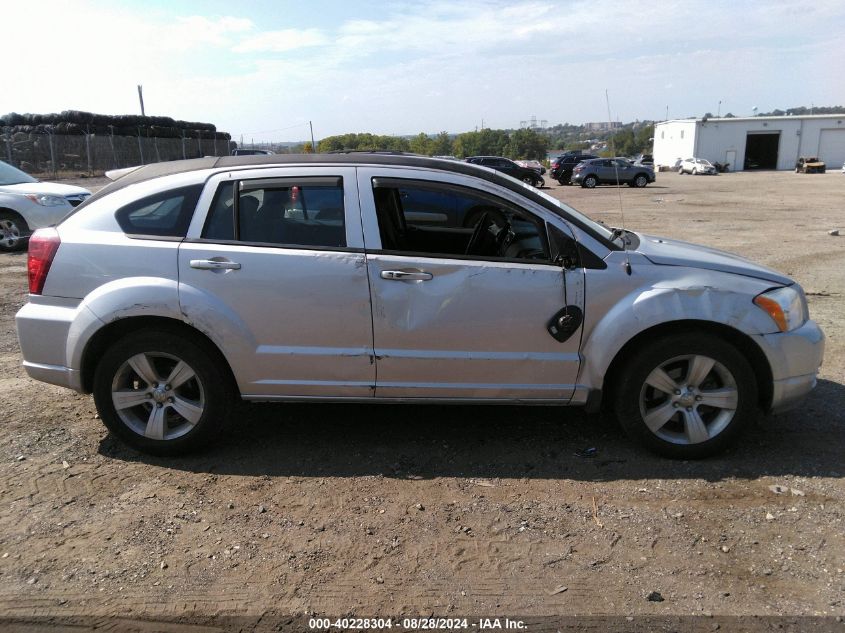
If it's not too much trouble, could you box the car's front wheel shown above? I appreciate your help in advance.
[0,212,29,252]
[613,332,758,458]
[93,329,233,455]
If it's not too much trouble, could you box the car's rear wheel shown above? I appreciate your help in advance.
[633,174,649,188]
[678,167,685,175]
[93,330,233,455]
[0,213,29,252]
[612,332,758,458]
[522,175,535,185]
[583,175,598,188]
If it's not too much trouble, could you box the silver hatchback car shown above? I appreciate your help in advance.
[15,155,824,458]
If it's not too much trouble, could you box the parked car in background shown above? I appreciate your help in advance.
[571,158,656,188]
[678,158,718,175]
[795,157,826,174]
[231,148,275,156]
[465,156,544,187]
[633,153,654,166]
[550,152,598,185]
[514,159,546,175]
[0,160,91,251]
[15,154,823,459]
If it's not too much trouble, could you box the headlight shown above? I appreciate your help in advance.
[24,194,68,207]
[753,286,808,332]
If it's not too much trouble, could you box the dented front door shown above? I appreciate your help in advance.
[366,254,582,400]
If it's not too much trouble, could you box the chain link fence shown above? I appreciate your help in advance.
[1,128,234,179]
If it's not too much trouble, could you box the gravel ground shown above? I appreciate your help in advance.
[0,170,843,627]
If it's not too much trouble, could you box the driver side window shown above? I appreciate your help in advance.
[371,179,550,262]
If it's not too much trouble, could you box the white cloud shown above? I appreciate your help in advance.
[233,28,328,53]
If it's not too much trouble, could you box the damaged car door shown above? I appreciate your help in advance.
[357,168,585,400]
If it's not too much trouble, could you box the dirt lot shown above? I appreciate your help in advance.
[0,170,843,627]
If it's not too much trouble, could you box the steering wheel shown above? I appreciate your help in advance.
[465,212,495,255]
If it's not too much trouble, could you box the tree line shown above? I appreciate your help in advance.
[312,127,551,160]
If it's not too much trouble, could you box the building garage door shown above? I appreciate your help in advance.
[819,129,845,169]
[744,132,779,170]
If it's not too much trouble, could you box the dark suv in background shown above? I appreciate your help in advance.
[571,158,656,188]
[465,156,544,187]
[550,152,598,185]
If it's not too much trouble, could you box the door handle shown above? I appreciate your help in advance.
[190,259,241,270]
[380,270,433,281]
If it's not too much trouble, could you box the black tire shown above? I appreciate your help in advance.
[533,176,545,188]
[678,167,685,175]
[0,212,30,252]
[521,175,534,185]
[633,174,649,188]
[582,175,598,188]
[93,329,234,455]
[612,331,758,459]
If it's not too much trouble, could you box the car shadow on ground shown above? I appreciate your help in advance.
[100,378,845,482]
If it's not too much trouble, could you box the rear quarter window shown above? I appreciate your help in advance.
[115,184,203,237]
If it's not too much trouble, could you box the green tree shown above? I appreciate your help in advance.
[409,132,434,155]
[504,128,548,160]
[316,133,410,153]
[433,131,452,155]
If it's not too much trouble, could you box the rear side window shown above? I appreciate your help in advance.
[202,177,346,248]
[115,185,202,237]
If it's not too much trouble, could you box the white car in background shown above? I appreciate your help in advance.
[678,158,717,175]
[0,160,91,251]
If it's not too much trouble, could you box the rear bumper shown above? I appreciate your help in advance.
[16,298,100,393]
[22,361,83,391]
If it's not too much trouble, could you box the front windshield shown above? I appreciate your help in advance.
[696,159,712,166]
[0,161,38,186]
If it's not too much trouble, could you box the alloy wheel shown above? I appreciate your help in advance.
[110,352,205,441]
[638,354,738,445]
[0,219,22,249]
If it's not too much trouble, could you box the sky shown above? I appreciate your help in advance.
[3,0,844,143]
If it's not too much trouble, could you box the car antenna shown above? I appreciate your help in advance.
[605,89,632,276]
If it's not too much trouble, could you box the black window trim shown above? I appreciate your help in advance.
[366,248,563,268]
[183,237,363,254]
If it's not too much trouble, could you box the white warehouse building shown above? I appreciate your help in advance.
[653,114,845,171]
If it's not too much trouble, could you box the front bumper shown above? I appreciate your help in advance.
[755,319,825,413]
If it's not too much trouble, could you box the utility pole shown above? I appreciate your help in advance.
[717,100,721,117]
[137,85,145,117]
[309,121,315,152]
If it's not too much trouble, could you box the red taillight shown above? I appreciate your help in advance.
[552,161,560,168]
[27,228,61,295]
